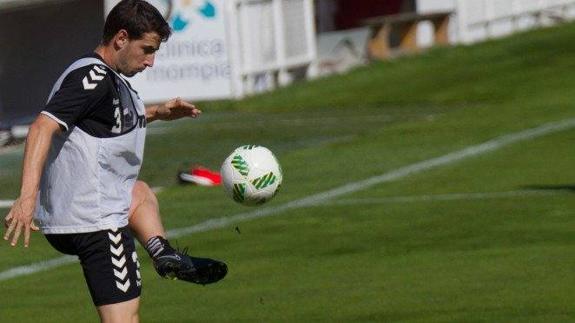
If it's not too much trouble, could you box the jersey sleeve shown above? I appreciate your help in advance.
[42,65,110,131]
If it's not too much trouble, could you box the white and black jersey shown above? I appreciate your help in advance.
[36,53,147,234]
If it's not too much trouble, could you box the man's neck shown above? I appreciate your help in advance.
[94,45,118,72]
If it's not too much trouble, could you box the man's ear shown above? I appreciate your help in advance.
[114,29,130,49]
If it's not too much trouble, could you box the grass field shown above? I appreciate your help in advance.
[1,23,575,322]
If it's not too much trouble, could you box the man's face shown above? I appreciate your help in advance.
[117,32,161,77]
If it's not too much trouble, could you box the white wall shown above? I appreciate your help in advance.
[417,0,456,12]
[416,0,575,46]
[456,0,575,44]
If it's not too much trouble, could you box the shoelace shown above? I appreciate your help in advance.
[173,240,190,257]
[178,247,190,257]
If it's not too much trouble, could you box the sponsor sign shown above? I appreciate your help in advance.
[105,0,233,102]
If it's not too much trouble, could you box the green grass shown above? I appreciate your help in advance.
[2,23,575,322]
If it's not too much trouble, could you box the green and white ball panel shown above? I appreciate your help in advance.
[221,145,283,206]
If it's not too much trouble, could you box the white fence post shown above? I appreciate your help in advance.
[304,0,319,79]
[485,0,495,39]
[511,0,520,32]
[456,0,470,44]
[272,0,290,87]
[225,0,245,98]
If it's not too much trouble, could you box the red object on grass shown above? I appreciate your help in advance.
[178,166,221,186]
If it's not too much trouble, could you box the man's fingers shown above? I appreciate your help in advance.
[24,225,31,248]
[176,100,200,118]
[4,217,16,240]
[161,98,201,120]
[191,108,201,118]
[10,221,23,246]
[31,221,40,231]
[168,97,184,108]
[4,213,13,229]
[174,98,195,109]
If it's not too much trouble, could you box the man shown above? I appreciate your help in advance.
[3,1,227,322]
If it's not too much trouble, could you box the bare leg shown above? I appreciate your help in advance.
[97,297,140,323]
[128,181,165,245]
[127,180,228,284]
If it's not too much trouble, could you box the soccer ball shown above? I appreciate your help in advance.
[220,145,283,206]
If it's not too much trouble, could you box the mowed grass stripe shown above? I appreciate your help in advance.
[2,116,573,282]
[313,190,563,206]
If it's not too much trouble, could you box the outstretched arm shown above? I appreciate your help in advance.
[145,97,202,123]
[4,114,61,247]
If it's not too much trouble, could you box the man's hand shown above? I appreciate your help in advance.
[3,114,58,248]
[147,98,202,122]
[4,196,39,248]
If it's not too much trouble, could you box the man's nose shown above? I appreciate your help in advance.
[145,54,155,67]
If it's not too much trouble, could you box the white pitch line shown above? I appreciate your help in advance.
[166,117,575,237]
[0,200,15,208]
[311,190,563,206]
[2,117,575,282]
[0,256,76,281]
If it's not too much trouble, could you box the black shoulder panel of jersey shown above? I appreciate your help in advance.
[43,64,112,131]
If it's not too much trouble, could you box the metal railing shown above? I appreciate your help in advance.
[225,0,317,97]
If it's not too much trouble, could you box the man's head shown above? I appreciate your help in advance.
[102,0,172,77]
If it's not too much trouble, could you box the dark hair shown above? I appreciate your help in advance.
[103,0,172,44]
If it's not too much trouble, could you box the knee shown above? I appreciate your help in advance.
[98,297,140,323]
[132,181,158,207]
